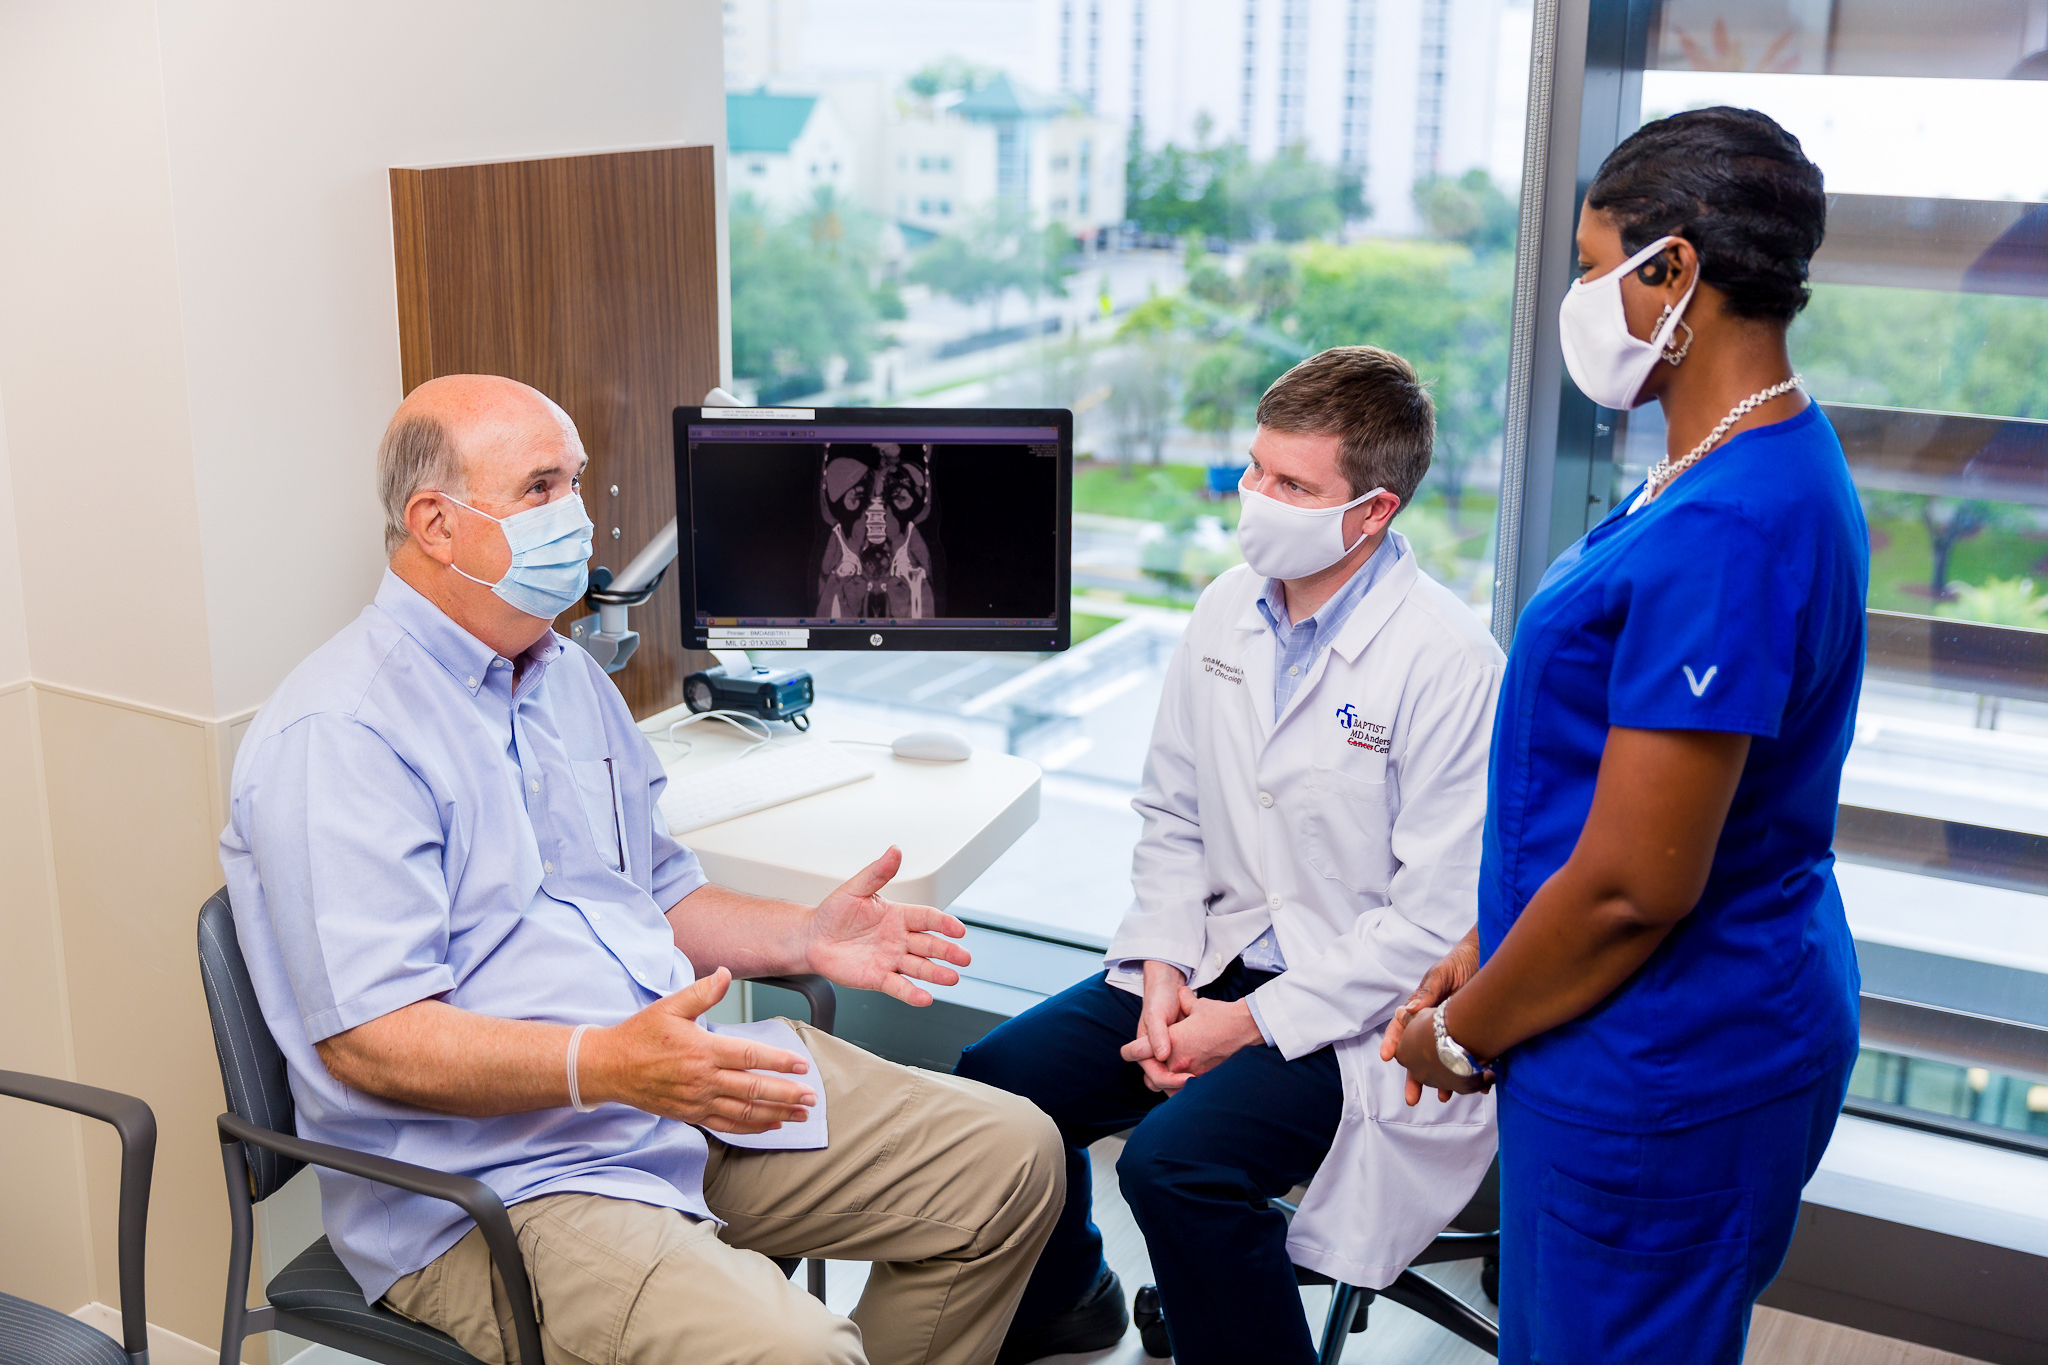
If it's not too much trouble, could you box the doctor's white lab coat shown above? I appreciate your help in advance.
[1105,536,1503,1288]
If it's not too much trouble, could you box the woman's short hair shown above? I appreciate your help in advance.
[1587,107,1827,323]
[1256,346,1435,505]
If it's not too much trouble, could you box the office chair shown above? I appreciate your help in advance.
[197,887,837,1365]
[0,1071,156,1365]
[1134,1160,1501,1363]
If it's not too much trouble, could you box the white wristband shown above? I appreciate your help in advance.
[567,1023,599,1113]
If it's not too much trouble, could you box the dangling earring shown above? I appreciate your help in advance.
[1657,305,1695,366]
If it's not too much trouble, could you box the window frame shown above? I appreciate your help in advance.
[1494,0,2048,1162]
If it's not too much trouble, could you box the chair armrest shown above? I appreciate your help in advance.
[216,1112,543,1365]
[1408,1229,1500,1267]
[2,1071,155,1358]
[746,974,837,1036]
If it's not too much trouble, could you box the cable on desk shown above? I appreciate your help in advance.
[645,709,773,761]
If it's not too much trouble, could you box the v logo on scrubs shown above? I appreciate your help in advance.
[1684,665,1719,697]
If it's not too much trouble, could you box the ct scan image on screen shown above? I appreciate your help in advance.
[685,421,1061,630]
[814,442,945,620]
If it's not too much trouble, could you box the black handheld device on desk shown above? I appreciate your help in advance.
[672,405,1073,653]
[681,661,816,729]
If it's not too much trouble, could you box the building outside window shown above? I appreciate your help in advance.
[726,2,1532,951]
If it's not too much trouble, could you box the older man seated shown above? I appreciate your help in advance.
[220,375,1061,1365]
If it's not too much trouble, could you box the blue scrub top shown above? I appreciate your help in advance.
[1480,404,1866,1132]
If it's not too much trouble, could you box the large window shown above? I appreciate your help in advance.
[724,0,1536,949]
[1510,0,2048,1151]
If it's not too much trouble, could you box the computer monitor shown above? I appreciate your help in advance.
[674,405,1072,652]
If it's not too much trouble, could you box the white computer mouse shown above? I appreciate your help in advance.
[891,730,972,762]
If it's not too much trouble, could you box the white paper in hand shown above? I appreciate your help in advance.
[698,1018,828,1150]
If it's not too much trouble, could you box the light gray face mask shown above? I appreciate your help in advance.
[444,491,594,620]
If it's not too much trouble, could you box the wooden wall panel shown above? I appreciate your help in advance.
[390,146,718,718]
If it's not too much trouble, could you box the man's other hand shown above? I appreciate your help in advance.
[581,968,816,1134]
[1380,928,1482,1105]
[802,846,971,1007]
[1120,961,1196,1092]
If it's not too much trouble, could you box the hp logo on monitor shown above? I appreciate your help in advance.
[870,634,884,646]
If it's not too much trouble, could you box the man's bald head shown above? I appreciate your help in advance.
[377,375,583,554]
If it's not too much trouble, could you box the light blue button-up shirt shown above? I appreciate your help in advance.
[1252,535,1403,723]
[1239,536,1404,997]
[220,572,713,1303]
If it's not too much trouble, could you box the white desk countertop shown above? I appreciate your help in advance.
[640,700,1041,910]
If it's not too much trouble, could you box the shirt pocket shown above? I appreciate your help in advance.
[1300,763,1392,896]
[571,758,625,873]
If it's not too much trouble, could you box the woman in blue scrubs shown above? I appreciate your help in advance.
[1388,108,1866,1362]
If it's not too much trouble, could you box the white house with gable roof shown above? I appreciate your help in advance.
[727,87,856,213]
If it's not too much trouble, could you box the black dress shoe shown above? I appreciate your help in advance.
[996,1269,1129,1364]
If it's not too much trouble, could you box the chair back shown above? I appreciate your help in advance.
[1450,1157,1500,1233]
[198,887,303,1200]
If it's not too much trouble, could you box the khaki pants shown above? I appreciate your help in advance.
[384,1023,1063,1365]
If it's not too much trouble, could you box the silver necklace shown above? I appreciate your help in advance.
[1633,374,1803,510]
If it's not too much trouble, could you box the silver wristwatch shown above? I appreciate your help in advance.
[1433,1003,1480,1079]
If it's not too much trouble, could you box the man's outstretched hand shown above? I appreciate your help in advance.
[802,846,971,1006]
[580,968,815,1134]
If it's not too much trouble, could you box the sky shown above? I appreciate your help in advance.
[1643,70,2048,204]
[797,0,1037,82]
[772,5,2043,205]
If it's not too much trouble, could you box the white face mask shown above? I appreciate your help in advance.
[1235,476,1387,581]
[1557,235,1698,410]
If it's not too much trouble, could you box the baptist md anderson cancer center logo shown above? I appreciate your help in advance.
[1335,703,1390,753]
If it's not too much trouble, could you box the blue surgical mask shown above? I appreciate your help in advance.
[443,491,594,620]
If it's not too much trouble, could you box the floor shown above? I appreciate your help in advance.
[813,1136,1993,1365]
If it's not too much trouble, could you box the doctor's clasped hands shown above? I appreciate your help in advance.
[1119,959,1265,1092]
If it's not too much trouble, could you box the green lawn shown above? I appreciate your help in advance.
[1073,477,2048,627]
[1073,463,1501,541]
[1072,612,1120,644]
[1073,461,1233,521]
[1412,488,1499,551]
[1867,514,2048,616]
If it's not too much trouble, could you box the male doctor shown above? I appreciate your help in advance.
[956,347,1502,1365]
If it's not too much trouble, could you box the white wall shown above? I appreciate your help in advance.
[150,0,731,717]
[0,0,216,716]
[0,387,29,685]
[1,0,730,720]
[0,1,731,1348]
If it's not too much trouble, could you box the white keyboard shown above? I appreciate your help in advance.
[659,740,876,834]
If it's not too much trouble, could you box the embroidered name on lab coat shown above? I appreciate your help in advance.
[1203,656,1244,684]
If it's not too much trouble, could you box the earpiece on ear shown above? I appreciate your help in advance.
[1636,257,1671,287]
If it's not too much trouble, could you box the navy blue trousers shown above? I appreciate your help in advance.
[955,965,1343,1365]
[1497,1057,1853,1364]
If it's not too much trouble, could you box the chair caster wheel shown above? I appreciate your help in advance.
[1482,1255,1499,1305]
[1134,1283,1172,1358]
